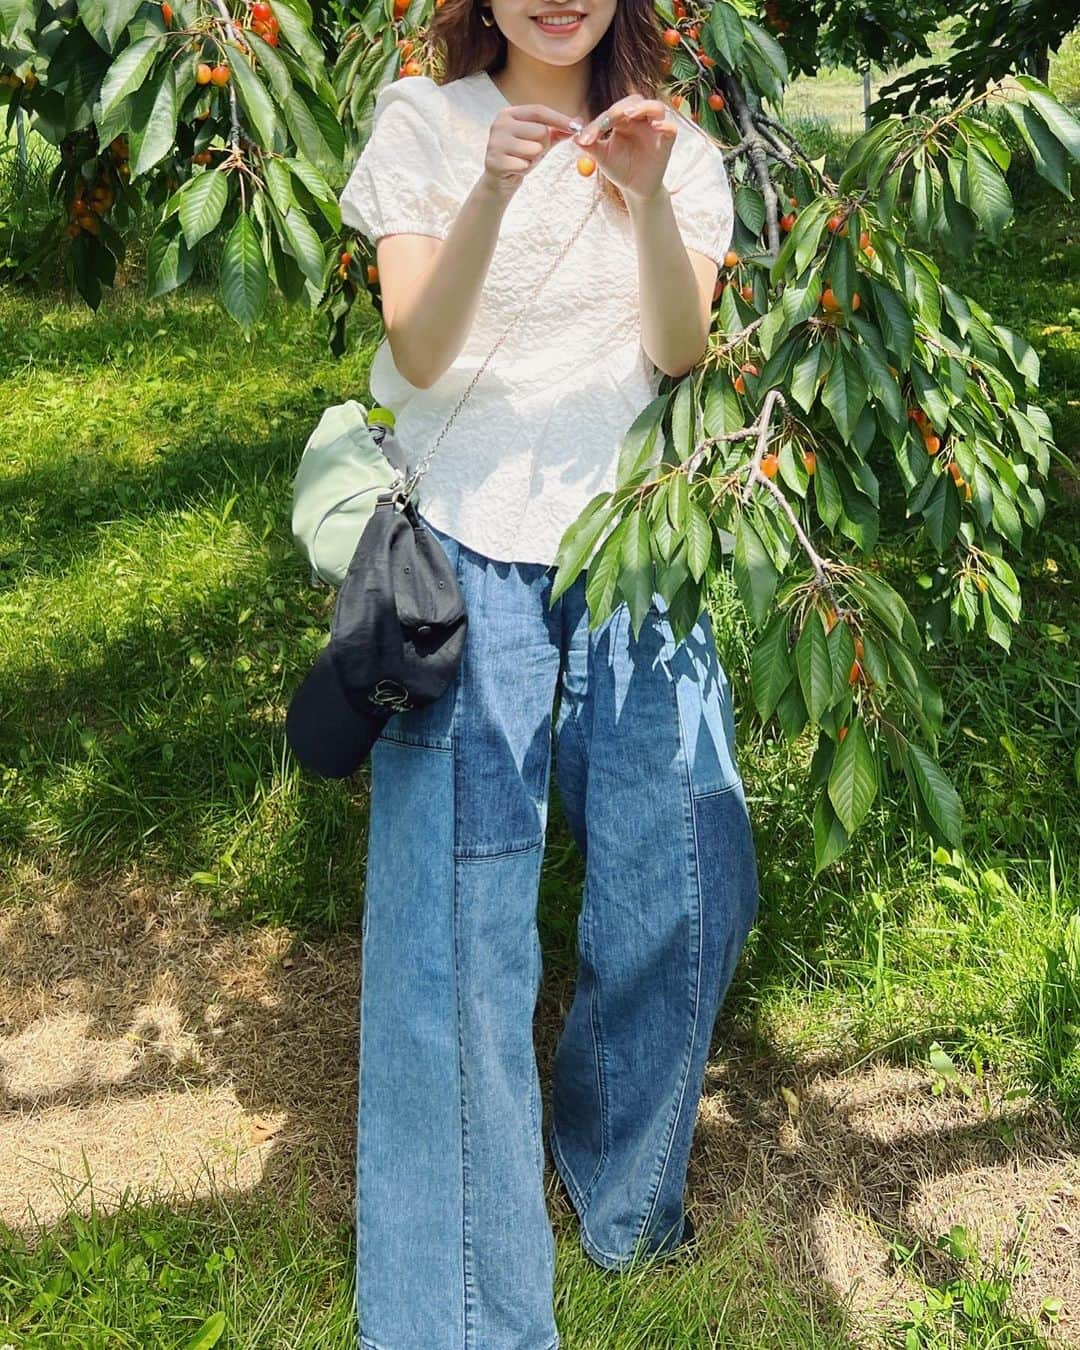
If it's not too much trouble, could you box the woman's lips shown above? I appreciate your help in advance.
[531,14,583,32]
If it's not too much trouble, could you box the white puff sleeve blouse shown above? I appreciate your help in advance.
[339,73,735,565]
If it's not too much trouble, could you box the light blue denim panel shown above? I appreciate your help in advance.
[452,847,557,1348]
[361,724,467,1346]
[650,596,743,800]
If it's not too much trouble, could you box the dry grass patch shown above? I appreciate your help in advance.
[1,858,360,1233]
[682,1052,1080,1342]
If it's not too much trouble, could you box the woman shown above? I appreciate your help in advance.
[339,0,760,1345]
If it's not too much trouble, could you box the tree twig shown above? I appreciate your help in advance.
[210,0,243,153]
[758,113,836,190]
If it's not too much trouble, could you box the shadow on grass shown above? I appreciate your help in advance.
[0,549,366,924]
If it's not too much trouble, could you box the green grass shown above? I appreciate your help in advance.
[1,145,1078,1346]
[0,1175,862,1349]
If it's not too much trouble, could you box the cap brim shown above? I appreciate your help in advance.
[285,647,390,779]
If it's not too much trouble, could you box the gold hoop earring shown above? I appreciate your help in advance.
[479,5,495,26]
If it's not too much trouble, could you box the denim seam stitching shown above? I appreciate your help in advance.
[450,668,476,1350]
[576,868,609,1208]
[528,925,542,1181]
[377,734,452,752]
[574,596,632,1209]
[453,838,544,862]
[548,1120,589,1214]
[356,900,368,1338]
[635,617,702,1247]
[361,1341,559,1350]
[690,782,739,801]
[552,1120,648,1269]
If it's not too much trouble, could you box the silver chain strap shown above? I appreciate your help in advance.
[400,162,604,502]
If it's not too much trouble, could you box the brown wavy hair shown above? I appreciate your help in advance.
[429,0,674,215]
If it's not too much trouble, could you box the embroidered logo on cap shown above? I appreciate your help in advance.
[368,679,413,712]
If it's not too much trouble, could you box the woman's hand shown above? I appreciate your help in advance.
[574,96,677,201]
[480,104,581,200]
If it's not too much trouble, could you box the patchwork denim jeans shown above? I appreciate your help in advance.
[356,511,760,1350]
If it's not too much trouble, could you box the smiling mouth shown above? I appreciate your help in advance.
[531,13,584,25]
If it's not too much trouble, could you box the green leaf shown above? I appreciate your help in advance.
[104,0,144,46]
[283,82,342,176]
[702,374,742,437]
[813,792,849,873]
[922,474,961,554]
[993,325,1039,386]
[146,220,194,299]
[685,498,712,582]
[0,0,24,34]
[273,0,334,85]
[616,394,666,485]
[186,1311,226,1350]
[867,276,914,367]
[743,18,787,84]
[910,148,936,240]
[781,269,823,328]
[129,62,177,177]
[963,141,1012,242]
[734,183,765,235]
[263,157,295,216]
[850,323,905,424]
[220,212,268,331]
[733,516,778,627]
[795,609,832,724]
[584,519,626,625]
[285,155,337,208]
[249,30,294,103]
[827,715,878,836]
[277,203,325,287]
[775,678,808,738]
[670,376,696,460]
[770,197,829,284]
[230,48,283,150]
[1002,102,1073,200]
[618,507,654,640]
[790,342,826,414]
[1016,76,1080,163]
[178,169,228,248]
[827,617,856,704]
[98,36,158,120]
[848,572,914,643]
[667,470,689,532]
[549,492,612,603]
[908,744,963,845]
[813,454,842,529]
[708,2,745,69]
[821,344,868,444]
[750,613,793,721]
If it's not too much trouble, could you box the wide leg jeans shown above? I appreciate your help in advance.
[357,513,760,1350]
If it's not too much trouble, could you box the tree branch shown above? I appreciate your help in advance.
[721,74,781,256]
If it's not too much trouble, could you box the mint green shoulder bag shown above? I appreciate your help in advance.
[291,401,409,586]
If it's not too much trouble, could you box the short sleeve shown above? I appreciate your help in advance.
[339,78,463,245]
[662,115,735,269]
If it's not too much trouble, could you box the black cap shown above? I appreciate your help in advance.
[285,494,467,778]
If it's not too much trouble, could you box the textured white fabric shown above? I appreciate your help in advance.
[339,71,734,565]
